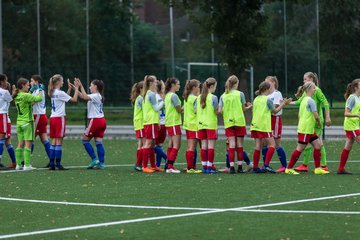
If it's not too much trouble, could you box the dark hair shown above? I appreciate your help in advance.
[165,77,179,94]
[200,77,216,108]
[31,74,43,83]
[130,81,143,106]
[344,79,360,100]
[13,77,29,98]
[255,81,271,96]
[225,75,239,93]
[183,79,200,101]
[0,74,7,88]
[91,79,105,103]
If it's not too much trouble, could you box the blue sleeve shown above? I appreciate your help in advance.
[149,92,164,112]
[240,92,246,105]
[267,98,275,110]
[212,95,218,110]
[137,97,143,110]
[307,99,317,112]
[219,95,224,108]
[346,95,356,110]
[171,94,180,106]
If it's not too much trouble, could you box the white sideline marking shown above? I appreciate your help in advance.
[238,209,360,215]
[0,192,359,239]
[0,197,220,211]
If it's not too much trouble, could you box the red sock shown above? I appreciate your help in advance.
[236,147,244,161]
[339,148,350,171]
[136,149,142,166]
[313,149,321,168]
[142,148,149,168]
[208,148,215,163]
[287,150,302,169]
[228,148,235,164]
[186,150,195,169]
[200,149,207,162]
[169,148,179,165]
[253,149,260,169]
[149,148,156,168]
[167,147,173,160]
[264,147,275,165]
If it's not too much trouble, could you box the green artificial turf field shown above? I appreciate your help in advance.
[0,138,359,240]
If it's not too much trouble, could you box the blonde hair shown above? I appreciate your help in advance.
[265,76,278,90]
[183,79,200,101]
[130,81,143,106]
[200,77,216,108]
[225,75,239,93]
[304,72,319,86]
[48,74,63,97]
[142,75,156,97]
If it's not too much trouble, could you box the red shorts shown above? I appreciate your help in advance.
[144,124,159,139]
[0,113,8,134]
[84,117,107,138]
[156,125,166,145]
[135,129,145,139]
[251,131,273,139]
[166,125,181,137]
[345,130,360,139]
[197,129,217,140]
[34,114,48,135]
[271,115,282,139]
[50,116,66,138]
[298,132,318,144]
[225,126,246,137]
[6,122,11,138]
[186,130,198,139]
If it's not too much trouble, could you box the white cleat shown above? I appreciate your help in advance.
[166,168,181,174]
[23,165,37,171]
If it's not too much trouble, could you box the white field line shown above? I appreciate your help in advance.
[238,209,360,215]
[0,197,220,211]
[0,192,359,239]
[1,160,360,174]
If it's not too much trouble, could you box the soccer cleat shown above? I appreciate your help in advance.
[186,168,202,174]
[337,169,352,174]
[230,167,236,174]
[166,168,180,174]
[263,166,276,174]
[244,163,253,173]
[95,162,105,170]
[56,165,69,171]
[237,167,244,174]
[252,168,266,173]
[294,164,308,172]
[314,167,329,175]
[207,168,218,174]
[15,165,23,170]
[151,167,164,172]
[276,166,286,173]
[219,167,230,173]
[49,165,56,171]
[285,168,299,175]
[321,166,330,172]
[0,163,9,170]
[7,163,16,169]
[87,160,98,169]
[134,166,142,171]
[23,165,36,171]
[142,167,155,173]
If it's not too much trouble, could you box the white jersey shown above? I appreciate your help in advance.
[268,90,283,116]
[50,89,71,117]
[87,93,104,118]
[0,88,12,114]
[32,89,46,115]
[156,94,165,125]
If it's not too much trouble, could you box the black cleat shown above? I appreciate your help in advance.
[56,165,69,170]
[230,167,236,174]
[237,167,244,174]
[49,165,55,171]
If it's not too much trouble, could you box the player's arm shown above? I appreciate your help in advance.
[171,94,182,113]
[78,79,91,101]
[344,96,360,118]
[316,88,331,126]
[68,78,80,102]
[217,95,224,114]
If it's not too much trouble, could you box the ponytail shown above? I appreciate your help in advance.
[48,74,63,97]
[265,76,278,90]
[225,75,239,94]
[165,77,178,94]
[92,79,105,103]
[130,81,143,106]
[255,81,271,96]
[142,75,156,98]
[344,79,360,100]
[200,77,216,108]
[183,79,200,101]
[13,77,29,98]
[304,72,319,86]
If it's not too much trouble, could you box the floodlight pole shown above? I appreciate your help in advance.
[0,0,3,73]
[316,0,321,84]
[129,1,134,85]
[283,0,288,95]
[37,0,41,75]
[169,0,175,76]
[86,0,90,90]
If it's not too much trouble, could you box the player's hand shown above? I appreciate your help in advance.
[325,116,331,126]
[39,84,45,91]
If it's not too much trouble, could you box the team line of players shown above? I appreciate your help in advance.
[131,73,360,175]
